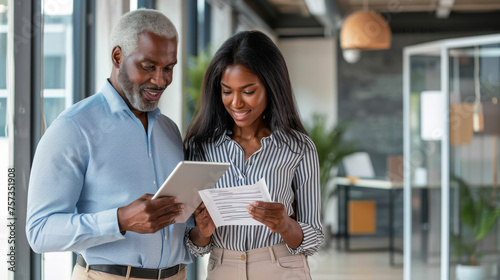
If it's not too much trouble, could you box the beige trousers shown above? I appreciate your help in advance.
[206,243,312,280]
[71,264,187,280]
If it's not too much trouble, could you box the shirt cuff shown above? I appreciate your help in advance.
[96,208,125,239]
[184,228,212,257]
[285,221,324,256]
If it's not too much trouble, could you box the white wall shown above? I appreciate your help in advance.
[94,0,128,92]
[279,37,337,229]
[210,1,234,51]
[278,37,337,128]
[156,0,187,132]
[94,1,186,132]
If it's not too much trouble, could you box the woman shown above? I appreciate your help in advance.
[184,30,324,280]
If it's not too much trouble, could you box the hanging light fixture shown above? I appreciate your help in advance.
[339,1,392,51]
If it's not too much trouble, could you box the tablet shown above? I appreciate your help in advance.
[152,160,230,223]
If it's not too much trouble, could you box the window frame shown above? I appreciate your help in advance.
[11,0,95,279]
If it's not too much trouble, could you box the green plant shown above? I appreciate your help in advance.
[450,174,500,266]
[304,113,361,210]
[186,48,213,118]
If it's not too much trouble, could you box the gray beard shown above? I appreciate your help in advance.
[118,64,158,112]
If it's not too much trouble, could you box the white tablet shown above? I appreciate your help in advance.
[152,160,230,223]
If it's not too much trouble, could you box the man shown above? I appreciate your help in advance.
[26,9,191,280]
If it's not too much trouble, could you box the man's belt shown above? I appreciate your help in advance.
[77,255,186,279]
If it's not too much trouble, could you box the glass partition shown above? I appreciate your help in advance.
[408,51,443,280]
[404,34,500,280]
[448,43,500,280]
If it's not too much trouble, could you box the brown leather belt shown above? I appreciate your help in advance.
[77,255,186,279]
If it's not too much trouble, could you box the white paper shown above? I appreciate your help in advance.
[198,178,272,227]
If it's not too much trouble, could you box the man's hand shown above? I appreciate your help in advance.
[190,202,215,247]
[117,194,184,234]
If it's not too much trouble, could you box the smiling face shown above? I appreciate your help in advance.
[114,31,178,114]
[221,64,267,131]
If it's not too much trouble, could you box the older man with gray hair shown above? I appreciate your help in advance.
[26,9,192,280]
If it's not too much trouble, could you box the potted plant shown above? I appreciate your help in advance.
[186,47,213,120]
[450,175,500,280]
[304,114,360,231]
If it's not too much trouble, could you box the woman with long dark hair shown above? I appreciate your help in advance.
[184,30,324,280]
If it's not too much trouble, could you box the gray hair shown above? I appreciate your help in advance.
[110,8,178,57]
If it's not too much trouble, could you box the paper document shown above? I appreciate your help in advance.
[198,178,272,227]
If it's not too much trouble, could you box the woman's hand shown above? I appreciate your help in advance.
[190,202,215,247]
[246,201,292,234]
[247,201,304,249]
[194,202,215,237]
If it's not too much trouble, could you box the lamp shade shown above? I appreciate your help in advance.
[340,10,392,50]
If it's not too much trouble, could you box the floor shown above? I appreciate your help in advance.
[309,245,404,280]
[195,237,404,280]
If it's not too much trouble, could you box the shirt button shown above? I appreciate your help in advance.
[241,254,245,260]
[149,153,152,157]
[164,236,168,240]
[153,181,156,184]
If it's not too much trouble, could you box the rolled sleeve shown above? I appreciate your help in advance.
[285,222,323,256]
[184,229,212,257]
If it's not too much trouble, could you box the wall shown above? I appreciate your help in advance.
[210,1,234,51]
[94,0,128,92]
[279,37,337,128]
[156,0,187,132]
[93,1,187,131]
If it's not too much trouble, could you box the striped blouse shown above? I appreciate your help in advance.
[185,129,324,256]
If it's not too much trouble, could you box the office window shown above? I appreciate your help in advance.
[42,5,73,127]
[0,32,6,137]
[41,1,74,279]
[0,1,10,279]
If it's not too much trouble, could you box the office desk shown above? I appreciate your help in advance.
[334,177,403,266]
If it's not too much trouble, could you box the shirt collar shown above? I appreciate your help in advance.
[101,79,161,118]
[269,130,284,148]
[214,128,283,148]
[214,129,232,147]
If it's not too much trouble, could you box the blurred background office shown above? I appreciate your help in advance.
[1,0,500,280]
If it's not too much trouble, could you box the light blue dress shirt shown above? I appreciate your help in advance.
[26,81,193,268]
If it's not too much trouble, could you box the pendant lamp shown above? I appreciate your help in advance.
[340,10,392,50]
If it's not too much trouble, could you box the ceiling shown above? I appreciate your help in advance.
[241,0,500,37]
[331,0,500,15]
